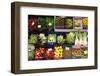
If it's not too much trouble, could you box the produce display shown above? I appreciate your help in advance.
[57,35,65,44]
[48,34,56,44]
[66,32,75,44]
[65,17,73,29]
[37,16,46,28]
[46,17,54,28]
[72,48,82,58]
[81,47,88,58]
[83,17,88,29]
[64,47,72,59]
[34,47,46,60]
[73,17,82,29]
[28,34,37,44]
[54,46,64,59]
[39,33,47,44]
[71,48,88,58]
[55,16,65,29]
[28,15,37,31]
[74,31,88,48]
[45,48,54,59]
[28,44,35,60]
[28,15,88,60]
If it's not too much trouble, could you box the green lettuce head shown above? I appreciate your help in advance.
[48,34,56,43]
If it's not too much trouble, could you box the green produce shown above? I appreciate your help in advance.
[37,16,46,27]
[74,32,88,48]
[57,35,65,43]
[46,17,54,28]
[28,34,37,44]
[65,18,73,29]
[28,44,35,60]
[66,32,75,44]
[82,32,88,46]
[39,33,47,44]
[81,48,88,58]
[48,34,56,43]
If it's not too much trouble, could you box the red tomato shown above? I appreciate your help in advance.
[34,48,46,60]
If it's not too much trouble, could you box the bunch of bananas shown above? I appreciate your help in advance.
[54,46,64,59]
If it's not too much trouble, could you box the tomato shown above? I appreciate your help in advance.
[34,47,46,60]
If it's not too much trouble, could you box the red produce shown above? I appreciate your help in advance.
[45,48,54,59]
[28,16,36,31]
[34,47,46,60]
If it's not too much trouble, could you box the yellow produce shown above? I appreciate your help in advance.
[83,17,88,28]
[72,49,82,57]
[54,46,64,59]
